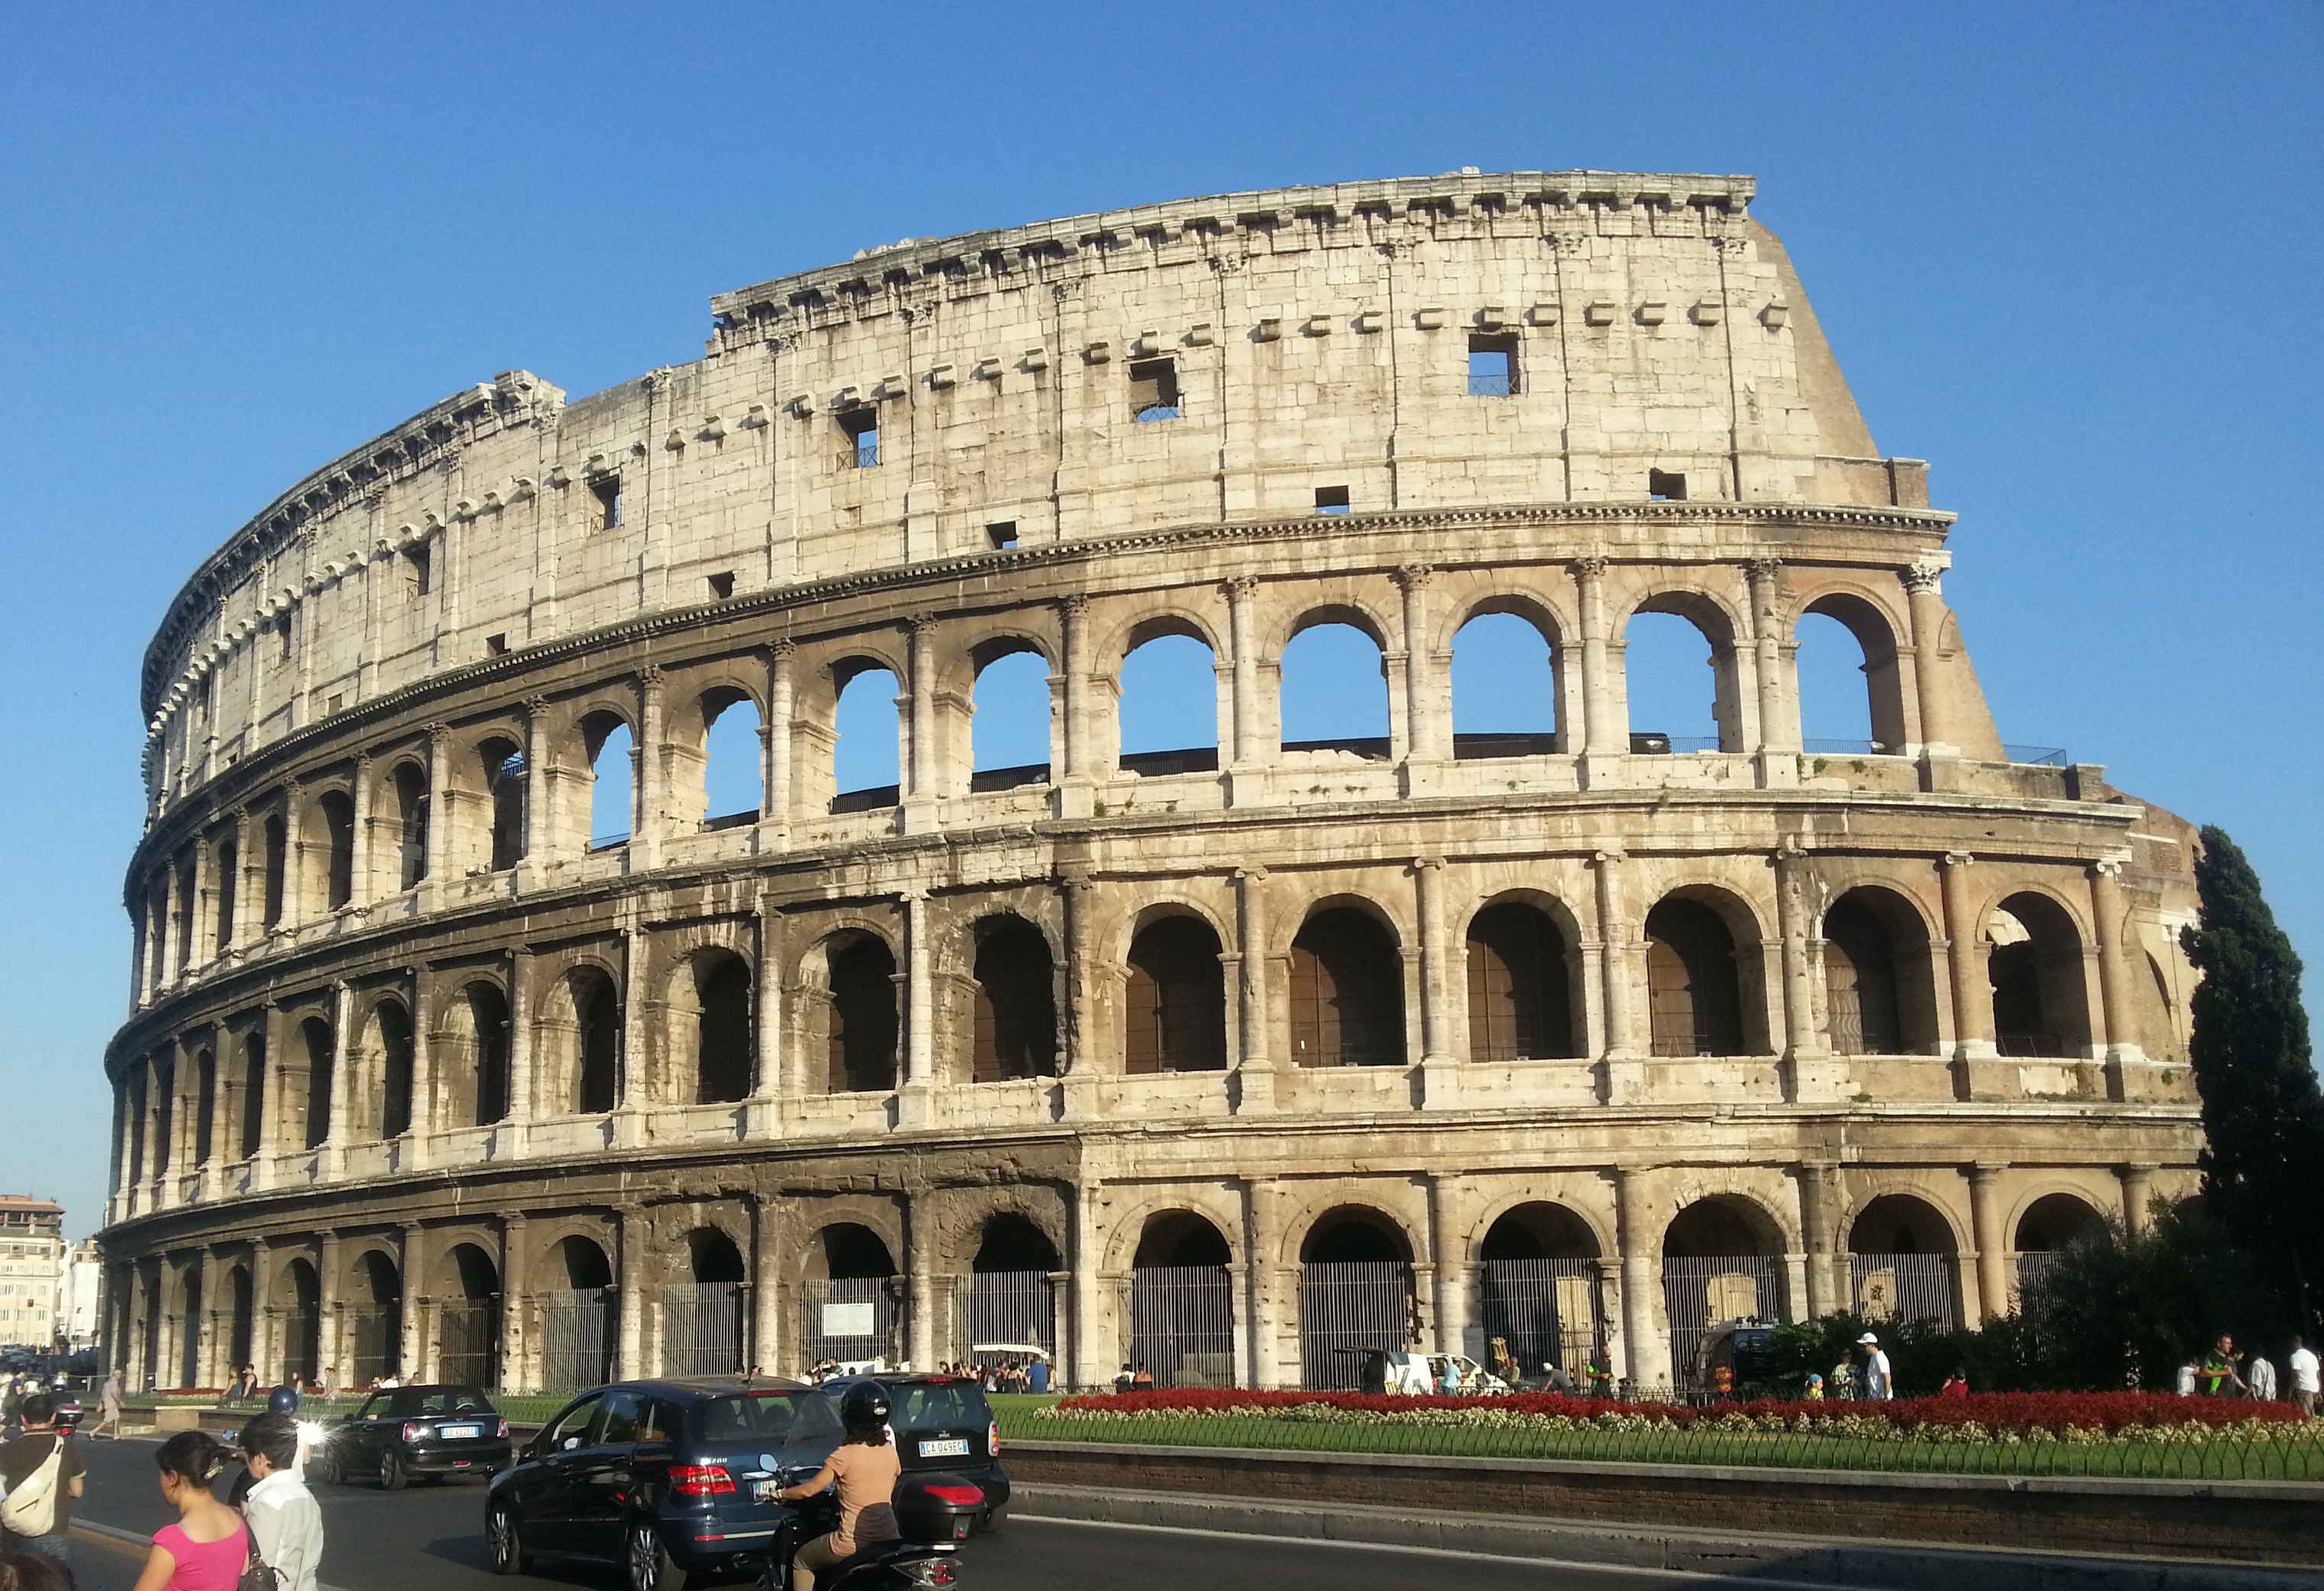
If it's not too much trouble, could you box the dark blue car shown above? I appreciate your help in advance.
[486,1376,845,1590]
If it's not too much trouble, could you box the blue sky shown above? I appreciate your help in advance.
[3,3,2317,1237]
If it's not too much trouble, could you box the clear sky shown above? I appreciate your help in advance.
[3,3,2317,1239]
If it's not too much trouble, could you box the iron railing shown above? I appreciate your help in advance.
[541,1287,616,1394]
[1299,1261,1419,1388]
[1477,1258,1606,1380]
[801,1277,901,1367]
[663,1283,746,1376]
[437,1300,500,1389]
[1661,1255,1787,1392]
[1129,1265,1236,1388]
[346,1304,400,1385]
[1849,1252,1959,1330]
[954,1271,1054,1357]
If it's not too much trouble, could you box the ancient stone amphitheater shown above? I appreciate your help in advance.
[102,170,2203,1398]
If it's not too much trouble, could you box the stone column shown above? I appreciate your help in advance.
[2090,859,2140,1068]
[398,1224,424,1378]
[405,964,433,1154]
[748,891,784,1137]
[1232,868,1273,1113]
[1966,1164,2010,1324]
[1572,559,1622,783]
[1798,1162,1841,1320]
[2118,1164,2157,1236]
[521,696,550,869]
[1773,847,1832,1099]
[1745,560,1794,787]
[1426,1174,1468,1357]
[1413,858,1458,1107]
[249,1238,276,1384]
[762,642,795,836]
[499,1213,528,1393]
[323,981,353,1167]
[1613,1167,1664,1391]
[1059,875,1099,1114]
[348,754,375,906]
[615,1206,645,1380]
[907,1200,935,1372]
[1057,596,1096,817]
[1902,561,1953,751]
[633,667,665,869]
[1592,852,1640,1099]
[1224,577,1261,771]
[317,1233,343,1391]
[505,950,534,1145]
[902,618,939,833]
[1070,1179,1105,1391]
[422,731,451,898]
[1243,1178,1282,1390]
[1395,565,1445,776]
[1939,854,1992,1060]
[224,807,255,950]
[899,891,935,1127]
[750,1195,783,1376]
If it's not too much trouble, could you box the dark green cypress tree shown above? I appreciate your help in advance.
[2183,826,2324,1330]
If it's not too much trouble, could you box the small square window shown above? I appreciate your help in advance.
[837,407,879,468]
[1468,333,1518,397]
[1648,469,1688,502]
[486,634,509,656]
[591,476,622,530]
[1315,485,1351,515]
[986,521,1019,550]
[1129,357,1181,421]
[707,572,735,600]
[326,693,343,715]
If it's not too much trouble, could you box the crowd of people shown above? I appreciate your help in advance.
[2175,1333,2321,1412]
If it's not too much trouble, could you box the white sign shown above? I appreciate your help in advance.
[822,1301,877,1337]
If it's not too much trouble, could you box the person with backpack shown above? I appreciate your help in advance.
[0,1394,84,1567]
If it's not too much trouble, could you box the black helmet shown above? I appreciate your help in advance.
[267,1385,300,1414]
[838,1381,892,1436]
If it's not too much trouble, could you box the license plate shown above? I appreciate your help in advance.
[439,1424,481,1440]
[753,1479,782,1502]
[917,1437,970,1458]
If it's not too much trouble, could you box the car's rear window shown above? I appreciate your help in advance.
[890,1382,990,1432]
[388,1387,493,1417]
[692,1391,843,1443]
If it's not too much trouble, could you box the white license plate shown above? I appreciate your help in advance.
[439,1424,482,1440]
[917,1437,970,1458]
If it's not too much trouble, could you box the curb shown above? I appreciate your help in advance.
[1011,1483,2324,1591]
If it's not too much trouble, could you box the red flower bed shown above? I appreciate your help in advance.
[1054,1388,2306,1432]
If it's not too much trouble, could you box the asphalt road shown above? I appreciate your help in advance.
[58,1434,1775,1591]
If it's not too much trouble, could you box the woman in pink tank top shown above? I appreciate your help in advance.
[130,1430,252,1591]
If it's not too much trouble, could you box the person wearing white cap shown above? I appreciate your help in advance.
[1856,1333,1894,1401]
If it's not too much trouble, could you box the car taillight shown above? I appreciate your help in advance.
[496,1418,509,1439]
[670,1464,735,1496]
[401,1422,425,1443]
[987,1419,999,1457]
[924,1482,984,1506]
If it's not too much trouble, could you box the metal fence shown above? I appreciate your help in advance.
[1849,1253,1959,1330]
[541,1287,616,1393]
[346,1304,400,1385]
[801,1278,901,1367]
[662,1283,745,1376]
[1477,1258,1605,1379]
[1129,1265,1236,1388]
[437,1301,500,1389]
[284,1301,320,1385]
[954,1271,1054,1358]
[1299,1261,1419,1389]
[1661,1255,1787,1391]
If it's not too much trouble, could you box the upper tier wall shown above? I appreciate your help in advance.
[141,170,1920,809]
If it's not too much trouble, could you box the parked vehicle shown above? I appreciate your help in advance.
[1339,1349,1513,1395]
[820,1374,1010,1540]
[311,1383,512,1489]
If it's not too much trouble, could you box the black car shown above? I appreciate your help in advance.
[823,1374,1010,1539]
[314,1384,512,1489]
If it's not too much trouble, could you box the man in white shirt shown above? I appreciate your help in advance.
[1856,1332,1894,1400]
[239,1412,324,1591]
[2288,1334,2320,1418]
[2248,1349,2278,1402]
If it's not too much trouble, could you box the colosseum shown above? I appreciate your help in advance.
[102,170,2205,1399]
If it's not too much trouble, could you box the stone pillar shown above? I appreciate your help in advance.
[633,667,665,869]
[1426,1174,1469,1356]
[1966,1164,2010,1324]
[323,981,353,1167]
[1939,854,1993,1060]
[615,1206,645,1380]
[249,1237,276,1384]
[1224,577,1261,771]
[907,1200,935,1372]
[1593,852,1640,1099]
[521,696,550,869]
[1613,1167,1664,1391]
[762,642,795,836]
[2090,859,2140,1070]
[1057,595,1096,817]
[750,1196,782,1376]
[422,730,451,898]
[1232,868,1273,1113]
[1572,559,1622,781]
[348,754,374,906]
[902,618,939,833]
[1799,1162,1841,1320]
[398,1224,424,1378]
[1773,848,1837,1100]
[2118,1164,2157,1236]
[225,807,255,950]
[1070,1179,1105,1392]
[505,950,533,1147]
[1745,560,1794,787]
[614,924,646,1132]
[1902,561,1953,751]
[317,1233,343,1391]
[1413,858,1458,1107]
[748,892,784,1137]
[1394,565,1445,775]
[405,964,433,1154]
[899,891,934,1127]
[1059,875,1099,1114]
[1243,1178,1282,1390]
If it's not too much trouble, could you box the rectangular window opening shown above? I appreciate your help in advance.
[326,693,344,716]
[402,546,431,597]
[986,521,1019,550]
[707,571,736,600]
[1468,333,1518,397]
[1315,485,1351,516]
[837,407,879,469]
[1649,469,1688,502]
[590,476,623,530]
[1128,357,1181,421]
[486,634,509,656]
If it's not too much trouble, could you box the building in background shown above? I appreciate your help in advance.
[60,1239,103,1352]
[0,1197,66,1352]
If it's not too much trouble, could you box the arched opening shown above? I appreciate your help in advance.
[1661,1196,1787,1392]
[1797,596,1906,754]
[480,737,526,872]
[372,1001,415,1141]
[261,813,288,930]
[970,917,1058,1082]
[453,982,512,1127]
[1289,906,1406,1067]
[1451,609,1559,759]
[1279,618,1390,756]
[702,690,765,826]
[2013,1191,2106,1300]
[1299,1209,1418,1388]
[832,664,902,812]
[227,1266,254,1375]
[970,644,1052,791]
[687,952,754,1106]
[568,971,620,1115]
[1477,1203,1604,1382]
[392,762,429,890]
[1124,915,1227,1073]
[826,933,899,1094]
[543,1236,615,1392]
[236,1032,266,1161]
[349,1249,403,1385]
[1822,888,1940,1056]
[1646,897,1749,1057]
[1130,1213,1235,1388]
[1988,893,2092,1058]
[961,1213,1061,1358]
[667,1229,747,1376]
[299,1017,332,1151]
[193,1048,217,1165]
[1847,1194,1960,1329]
[279,1258,320,1385]
[583,713,634,851]
[1465,901,1578,1060]
[316,790,356,910]
[1117,629,1219,776]
[1624,598,1738,753]
[438,1244,501,1389]
[802,1224,899,1369]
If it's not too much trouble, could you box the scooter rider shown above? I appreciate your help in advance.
[775,1382,902,1591]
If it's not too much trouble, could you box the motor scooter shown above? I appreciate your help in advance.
[756,1467,967,1590]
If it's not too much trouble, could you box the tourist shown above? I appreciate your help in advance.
[1113,1364,1133,1394]
[0,1395,84,1567]
[2175,1356,2198,1395]
[2287,1336,2319,1418]
[2199,1335,2245,1397]
[2248,1348,2279,1403]
[225,1366,259,1405]
[0,1552,75,1591]
[1939,1369,1969,1398]
[1830,1352,1857,1401]
[1855,1333,1893,1401]
[238,1413,323,1591]
[128,1430,246,1591]
[1803,1372,1824,1401]
[83,1372,122,1442]
[1027,1357,1050,1394]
